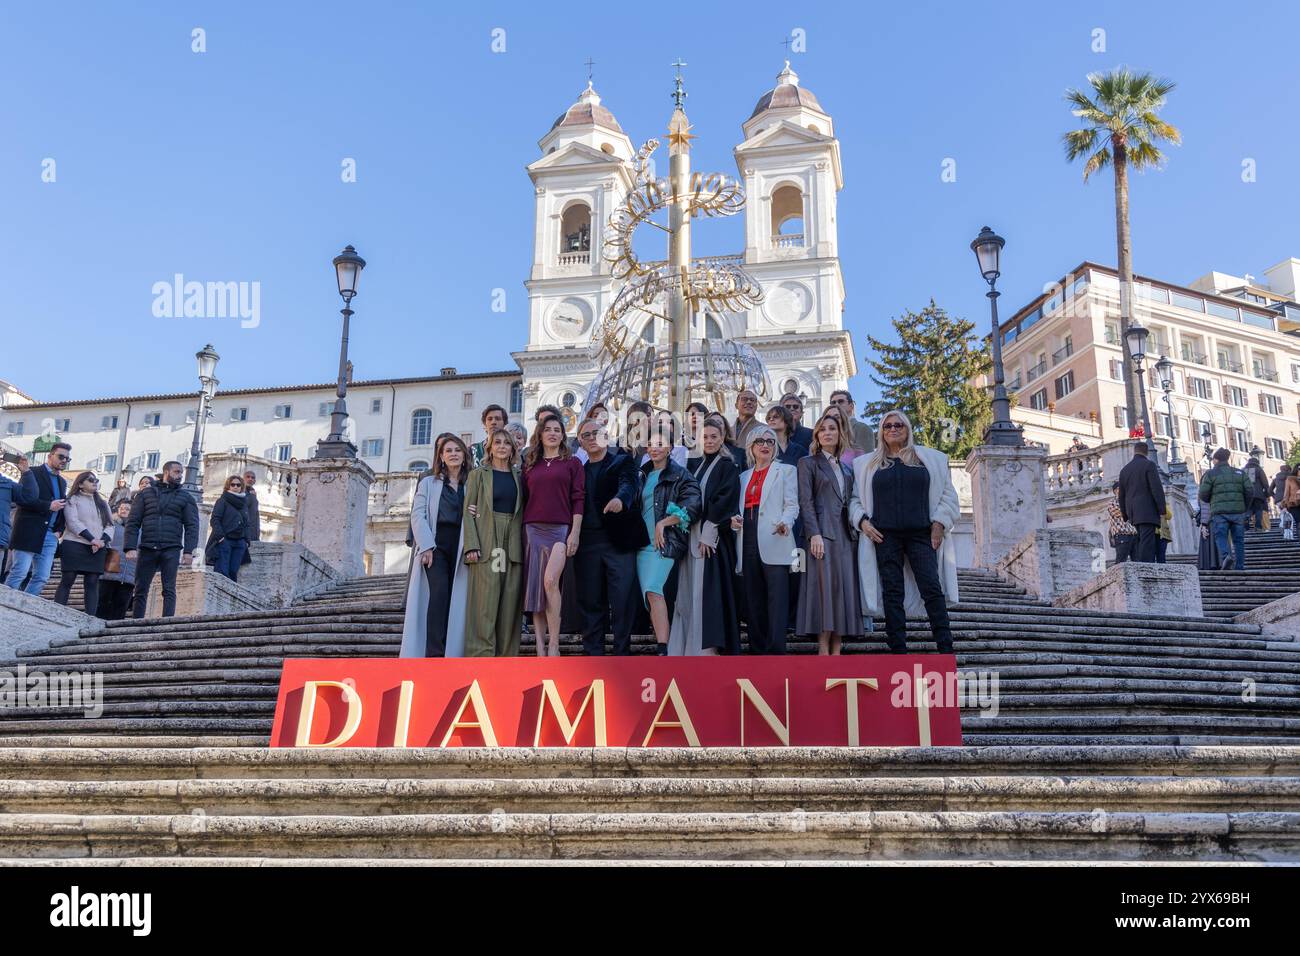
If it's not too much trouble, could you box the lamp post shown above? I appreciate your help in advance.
[182,344,220,496]
[1154,354,1184,474]
[1125,320,1153,442]
[318,244,366,458]
[970,226,1022,446]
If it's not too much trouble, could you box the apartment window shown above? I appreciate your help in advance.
[1267,438,1287,460]
[145,451,161,471]
[274,443,293,463]
[370,398,383,414]
[1113,406,1129,429]
[1053,371,1074,399]
[1259,393,1284,416]
[1029,389,1048,411]
[459,432,473,445]
[1171,291,1204,313]
[230,407,249,422]
[509,381,523,415]
[408,460,430,472]
[231,445,248,456]
[461,391,474,409]
[5,421,23,436]
[53,417,71,431]
[1108,358,1123,381]
[143,412,162,427]
[1291,364,1300,385]
[102,453,117,473]
[318,401,332,417]
[273,404,293,419]
[1187,377,1214,401]
[410,409,433,446]
[1156,414,1181,439]
[1103,322,1120,345]
[361,438,384,458]
[1252,357,1278,382]
[101,415,119,429]
[1224,385,1248,407]
[1194,420,1215,446]
[1229,428,1249,453]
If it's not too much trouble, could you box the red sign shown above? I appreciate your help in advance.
[270,657,963,748]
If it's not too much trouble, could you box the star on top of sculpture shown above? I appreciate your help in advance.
[667,110,695,149]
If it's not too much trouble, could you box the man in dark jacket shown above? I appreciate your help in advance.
[1272,464,1292,510]
[1117,442,1166,563]
[1243,457,1271,530]
[124,460,199,618]
[242,469,262,542]
[4,444,70,594]
[575,421,646,655]
[1199,448,1252,570]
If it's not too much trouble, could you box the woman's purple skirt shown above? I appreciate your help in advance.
[524,522,568,613]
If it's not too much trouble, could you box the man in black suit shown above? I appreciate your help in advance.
[4,443,70,594]
[575,419,647,655]
[1117,442,1166,563]
[781,393,815,451]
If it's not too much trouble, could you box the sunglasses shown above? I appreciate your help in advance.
[753,437,776,446]
[882,422,907,430]
[54,454,70,461]
[230,483,243,488]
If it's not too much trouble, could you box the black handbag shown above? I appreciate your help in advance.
[659,524,688,560]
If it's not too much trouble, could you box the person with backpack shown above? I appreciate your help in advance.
[1198,448,1254,570]
[1243,456,1271,531]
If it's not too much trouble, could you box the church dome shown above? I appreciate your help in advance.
[550,82,624,134]
[748,61,823,119]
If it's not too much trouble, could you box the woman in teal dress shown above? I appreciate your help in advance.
[637,430,701,654]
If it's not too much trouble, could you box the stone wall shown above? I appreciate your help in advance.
[996,528,1103,601]
[0,587,102,656]
[1054,562,1203,618]
[142,568,268,619]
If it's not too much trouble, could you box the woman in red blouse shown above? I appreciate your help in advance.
[520,414,585,656]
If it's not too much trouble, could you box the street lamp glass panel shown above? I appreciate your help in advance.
[1154,354,1173,387]
[333,245,366,300]
[195,344,219,381]
[970,227,1004,282]
[1125,323,1149,364]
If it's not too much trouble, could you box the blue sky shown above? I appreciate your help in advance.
[3,1,1297,405]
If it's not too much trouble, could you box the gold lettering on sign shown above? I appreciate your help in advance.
[534,679,608,747]
[641,679,701,747]
[914,676,932,748]
[737,679,790,746]
[824,678,880,747]
[439,680,499,748]
[295,680,363,748]
[391,680,414,748]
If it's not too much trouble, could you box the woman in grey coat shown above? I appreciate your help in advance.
[796,411,863,654]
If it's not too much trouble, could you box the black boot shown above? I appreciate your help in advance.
[656,642,669,656]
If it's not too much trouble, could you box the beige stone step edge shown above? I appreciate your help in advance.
[3,857,1289,867]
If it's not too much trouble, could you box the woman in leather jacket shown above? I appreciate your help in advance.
[636,428,701,654]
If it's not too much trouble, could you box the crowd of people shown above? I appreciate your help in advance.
[0,444,261,620]
[399,390,963,659]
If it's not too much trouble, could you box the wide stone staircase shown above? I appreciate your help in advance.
[4,560,1299,863]
[1168,526,1300,619]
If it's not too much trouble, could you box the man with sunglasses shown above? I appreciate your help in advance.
[4,443,70,595]
[780,393,815,451]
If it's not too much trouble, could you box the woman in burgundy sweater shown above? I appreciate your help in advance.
[521,414,585,656]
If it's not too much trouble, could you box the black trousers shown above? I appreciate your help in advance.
[132,547,182,618]
[575,534,638,655]
[741,510,789,654]
[876,527,953,653]
[97,581,134,621]
[1113,534,1136,563]
[56,571,100,616]
[423,547,456,657]
[1133,523,1159,563]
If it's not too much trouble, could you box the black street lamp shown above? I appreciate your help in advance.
[318,245,366,458]
[183,344,219,496]
[1154,353,1185,472]
[1125,320,1153,441]
[970,226,1022,446]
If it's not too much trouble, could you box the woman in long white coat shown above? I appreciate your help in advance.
[400,436,470,658]
[730,425,800,654]
[848,410,960,654]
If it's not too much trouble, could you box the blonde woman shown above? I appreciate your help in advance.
[796,411,863,654]
[848,410,960,654]
[462,428,524,656]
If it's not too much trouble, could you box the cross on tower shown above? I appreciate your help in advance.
[585,57,595,82]
[671,58,687,108]
[781,36,793,55]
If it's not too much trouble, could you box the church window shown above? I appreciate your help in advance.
[770,185,804,246]
[410,408,433,446]
[559,202,592,254]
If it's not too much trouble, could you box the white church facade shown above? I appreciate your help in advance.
[513,63,857,429]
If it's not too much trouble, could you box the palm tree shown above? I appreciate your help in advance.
[1063,68,1180,441]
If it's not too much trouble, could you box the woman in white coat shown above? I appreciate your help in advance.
[730,425,800,654]
[848,410,959,654]
[400,436,470,658]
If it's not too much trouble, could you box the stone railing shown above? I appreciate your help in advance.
[1044,448,1106,494]
[771,234,804,249]
[557,251,590,266]
[369,471,422,518]
[202,452,298,515]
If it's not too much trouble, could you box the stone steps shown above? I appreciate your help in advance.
[0,746,1296,862]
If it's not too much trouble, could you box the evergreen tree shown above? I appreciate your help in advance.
[863,300,993,459]
[1286,436,1300,468]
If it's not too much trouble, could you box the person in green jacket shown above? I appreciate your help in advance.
[1198,448,1253,570]
[461,429,524,656]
